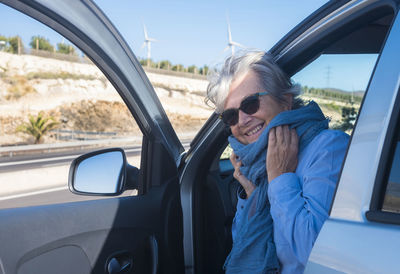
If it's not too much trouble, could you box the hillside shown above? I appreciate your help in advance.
[0,52,212,145]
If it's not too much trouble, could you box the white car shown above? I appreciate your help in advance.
[0,0,399,273]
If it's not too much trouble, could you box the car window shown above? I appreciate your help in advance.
[382,139,400,213]
[292,12,395,136]
[292,53,377,135]
[140,67,213,143]
[0,6,141,208]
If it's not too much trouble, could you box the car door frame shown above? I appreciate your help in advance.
[0,0,186,273]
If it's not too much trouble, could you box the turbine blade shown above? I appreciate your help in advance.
[231,41,246,48]
[226,13,232,43]
[227,23,232,43]
[143,24,148,40]
[223,46,230,52]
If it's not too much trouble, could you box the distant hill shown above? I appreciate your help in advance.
[323,87,365,97]
[302,86,363,104]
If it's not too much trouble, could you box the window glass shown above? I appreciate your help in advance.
[292,53,378,135]
[142,68,213,141]
[0,6,140,208]
[382,142,400,213]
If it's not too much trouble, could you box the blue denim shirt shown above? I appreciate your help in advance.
[232,129,349,274]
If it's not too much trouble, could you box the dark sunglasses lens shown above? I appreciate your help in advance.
[221,109,238,126]
[240,95,260,115]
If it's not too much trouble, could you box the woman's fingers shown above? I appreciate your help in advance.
[266,125,299,182]
[230,151,255,198]
[274,125,291,145]
[284,125,291,145]
[269,127,276,145]
[275,125,283,144]
[230,152,241,176]
[290,128,299,153]
[230,151,237,166]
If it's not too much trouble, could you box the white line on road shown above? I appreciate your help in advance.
[0,147,143,168]
[0,186,68,201]
[0,155,77,167]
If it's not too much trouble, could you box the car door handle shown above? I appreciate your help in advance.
[107,253,133,274]
[148,235,159,274]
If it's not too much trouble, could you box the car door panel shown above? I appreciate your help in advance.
[0,180,183,273]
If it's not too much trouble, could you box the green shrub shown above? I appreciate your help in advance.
[16,112,59,144]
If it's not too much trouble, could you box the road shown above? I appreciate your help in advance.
[0,187,137,209]
[0,141,190,209]
[0,145,142,172]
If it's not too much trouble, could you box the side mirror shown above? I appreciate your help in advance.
[69,148,138,196]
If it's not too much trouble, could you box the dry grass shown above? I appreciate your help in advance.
[5,75,36,100]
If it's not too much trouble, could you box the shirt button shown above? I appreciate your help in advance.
[241,206,244,209]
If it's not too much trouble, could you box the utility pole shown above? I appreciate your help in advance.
[351,85,354,104]
[325,65,331,88]
[17,37,21,55]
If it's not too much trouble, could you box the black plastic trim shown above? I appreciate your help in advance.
[366,210,400,225]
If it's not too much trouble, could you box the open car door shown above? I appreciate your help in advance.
[0,0,185,273]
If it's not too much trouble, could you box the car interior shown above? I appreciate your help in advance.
[190,5,396,273]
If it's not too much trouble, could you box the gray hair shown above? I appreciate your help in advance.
[206,50,303,113]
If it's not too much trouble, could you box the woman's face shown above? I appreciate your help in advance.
[224,70,291,145]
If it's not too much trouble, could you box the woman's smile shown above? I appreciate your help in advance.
[245,123,264,137]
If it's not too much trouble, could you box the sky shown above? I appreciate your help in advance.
[0,0,377,91]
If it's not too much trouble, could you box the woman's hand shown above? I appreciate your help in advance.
[266,125,299,182]
[230,152,256,198]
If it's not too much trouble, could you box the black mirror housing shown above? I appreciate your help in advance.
[69,148,136,196]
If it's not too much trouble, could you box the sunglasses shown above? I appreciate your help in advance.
[220,91,269,126]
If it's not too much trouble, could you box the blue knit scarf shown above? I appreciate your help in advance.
[224,101,329,274]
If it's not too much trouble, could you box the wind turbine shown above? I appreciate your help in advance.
[224,16,245,56]
[142,23,157,66]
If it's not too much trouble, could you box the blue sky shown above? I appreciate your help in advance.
[92,0,329,67]
[0,1,377,91]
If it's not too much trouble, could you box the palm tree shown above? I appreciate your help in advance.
[17,112,59,144]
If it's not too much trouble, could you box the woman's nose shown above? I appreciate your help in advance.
[238,110,252,126]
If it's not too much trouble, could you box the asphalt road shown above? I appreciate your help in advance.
[0,145,142,172]
[0,142,190,209]
[0,187,137,209]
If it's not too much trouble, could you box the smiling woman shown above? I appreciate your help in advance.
[206,50,349,273]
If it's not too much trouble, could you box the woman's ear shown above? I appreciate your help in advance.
[283,94,293,110]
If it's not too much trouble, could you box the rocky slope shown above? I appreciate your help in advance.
[0,52,212,145]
